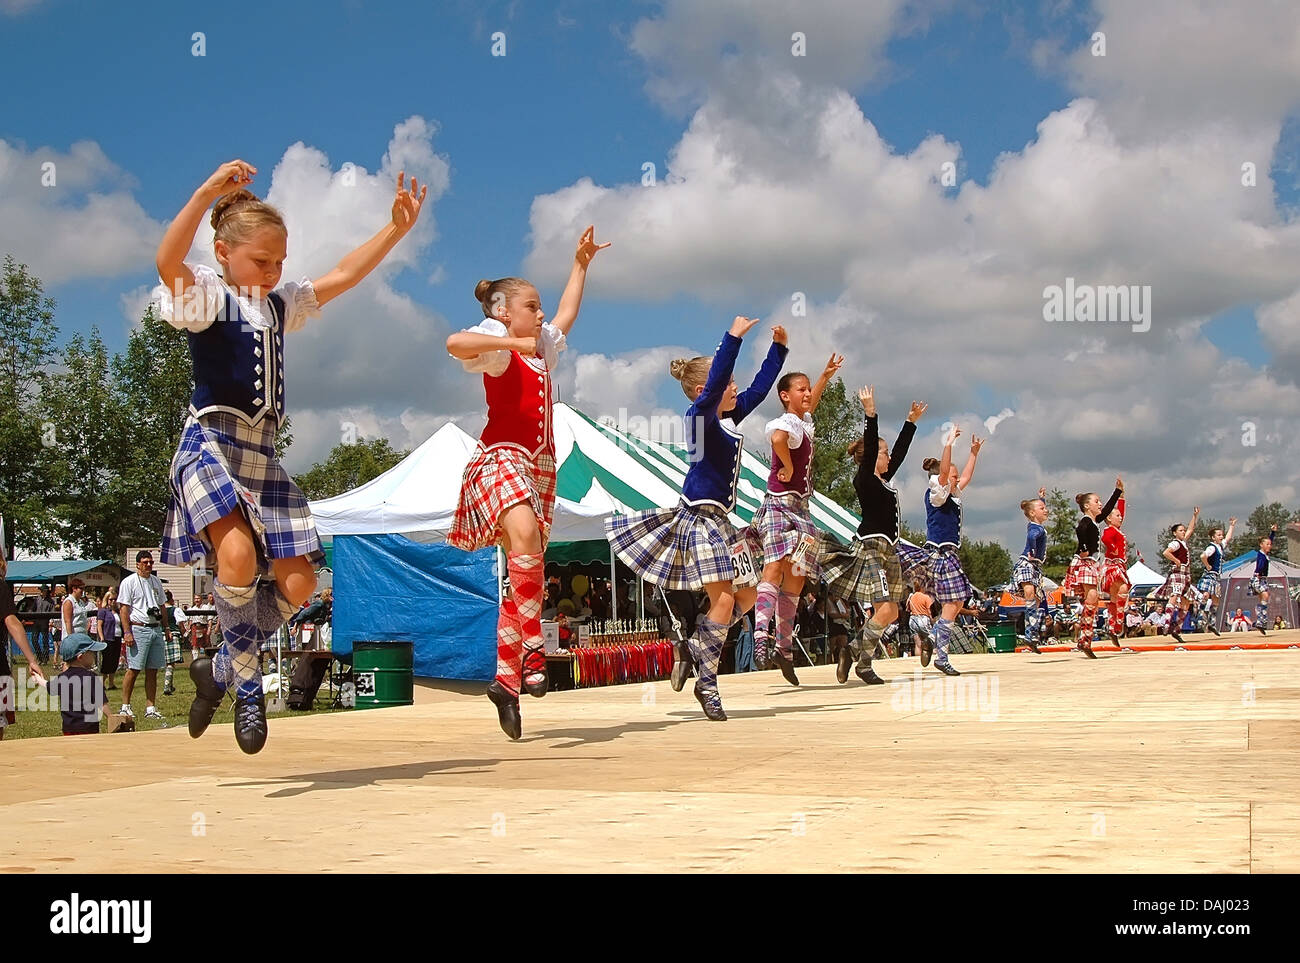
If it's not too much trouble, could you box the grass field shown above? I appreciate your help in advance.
[2,653,346,740]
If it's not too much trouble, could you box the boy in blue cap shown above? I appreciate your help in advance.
[53,632,110,735]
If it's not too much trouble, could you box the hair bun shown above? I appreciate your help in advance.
[474,279,493,303]
[669,358,689,380]
[922,457,941,474]
[210,189,259,230]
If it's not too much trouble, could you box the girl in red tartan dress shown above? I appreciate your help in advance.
[1099,498,1131,645]
[446,227,609,740]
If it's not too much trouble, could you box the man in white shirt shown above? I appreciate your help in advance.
[117,550,173,721]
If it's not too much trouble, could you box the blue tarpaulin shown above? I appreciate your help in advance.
[331,534,497,682]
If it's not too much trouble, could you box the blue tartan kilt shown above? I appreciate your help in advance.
[926,544,975,604]
[605,501,745,591]
[1248,575,1267,596]
[745,494,821,579]
[895,541,933,591]
[1196,571,1221,597]
[1011,554,1042,591]
[161,412,323,570]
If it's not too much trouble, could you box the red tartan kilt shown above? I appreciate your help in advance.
[1100,558,1130,593]
[1062,554,1100,595]
[448,446,557,552]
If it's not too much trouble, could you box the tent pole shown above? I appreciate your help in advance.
[610,544,617,622]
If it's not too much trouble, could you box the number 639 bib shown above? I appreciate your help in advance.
[730,540,758,588]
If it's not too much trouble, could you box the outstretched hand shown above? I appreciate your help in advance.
[771,325,788,346]
[970,435,985,455]
[575,225,611,268]
[391,171,428,235]
[729,315,762,338]
[907,401,928,424]
[823,353,845,377]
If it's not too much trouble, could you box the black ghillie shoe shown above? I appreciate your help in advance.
[521,646,548,698]
[486,681,522,741]
[836,646,853,685]
[693,680,727,721]
[935,661,961,676]
[920,637,933,667]
[670,640,694,692]
[187,657,224,739]
[854,663,886,685]
[771,649,800,686]
[234,691,268,755]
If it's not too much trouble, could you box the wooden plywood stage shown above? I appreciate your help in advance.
[3,634,1299,873]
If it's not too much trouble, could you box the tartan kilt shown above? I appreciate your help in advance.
[164,631,182,665]
[1061,554,1100,595]
[606,501,744,591]
[1011,554,1042,591]
[1101,557,1130,592]
[1196,571,1222,597]
[895,541,933,590]
[448,446,557,552]
[925,544,974,604]
[821,536,907,605]
[745,494,821,579]
[1152,565,1191,601]
[1248,575,1267,596]
[161,412,323,569]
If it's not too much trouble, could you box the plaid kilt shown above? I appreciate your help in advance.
[1153,564,1191,601]
[448,446,558,552]
[925,544,974,604]
[161,412,323,568]
[895,541,933,590]
[1011,554,1043,591]
[164,630,182,665]
[606,501,744,591]
[1062,554,1100,595]
[1197,571,1222,597]
[821,535,907,605]
[746,494,821,579]
[1101,557,1130,592]
[1248,575,1267,596]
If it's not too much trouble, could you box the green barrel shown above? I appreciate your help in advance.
[986,622,1018,653]
[352,641,414,709]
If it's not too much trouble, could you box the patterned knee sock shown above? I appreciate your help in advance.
[1165,603,1181,632]
[164,664,174,688]
[494,599,523,697]
[753,580,778,662]
[1108,601,1123,638]
[934,618,954,666]
[508,553,546,690]
[691,617,728,700]
[857,618,886,666]
[1257,598,1269,626]
[775,590,799,657]
[1077,606,1096,646]
[212,581,263,700]
[255,579,300,633]
[1024,604,1043,645]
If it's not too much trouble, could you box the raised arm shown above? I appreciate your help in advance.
[695,319,753,415]
[156,159,257,294]
[884,400,927,481]
[957,435,984,491]
[809,353,845,413]
[1098,478,1124,522]
[1186,506,1200,542]
[855,386,878,488]
[1224,517,1237,549]
[312,172,427,307]
[550,226,610,336]
[731,326,789,421]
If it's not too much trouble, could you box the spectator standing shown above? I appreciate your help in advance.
[52,632,109,736]
[97,589,123,690]
[118,551,173,722]
[162,590,185,695]
[1,557,48,739]
[32,585,56,662]
[61,579,92,646]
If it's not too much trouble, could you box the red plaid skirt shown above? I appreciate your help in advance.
[1062,554,1100,595]
[448,446,557,552]
[1101,557,1130,593]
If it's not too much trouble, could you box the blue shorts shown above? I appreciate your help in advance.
[125,625,165,671]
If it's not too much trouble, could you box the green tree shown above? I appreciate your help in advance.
[958,539,1013,590]
[46,327,129,558]
[1042,487,1078,582]
[1240,502,1295,561]
[810,378,859,512]
[0,255,61,552]
[109,305,195,548]
[293,436,410,500]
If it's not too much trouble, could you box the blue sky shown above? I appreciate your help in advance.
[3,0,1298,542]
